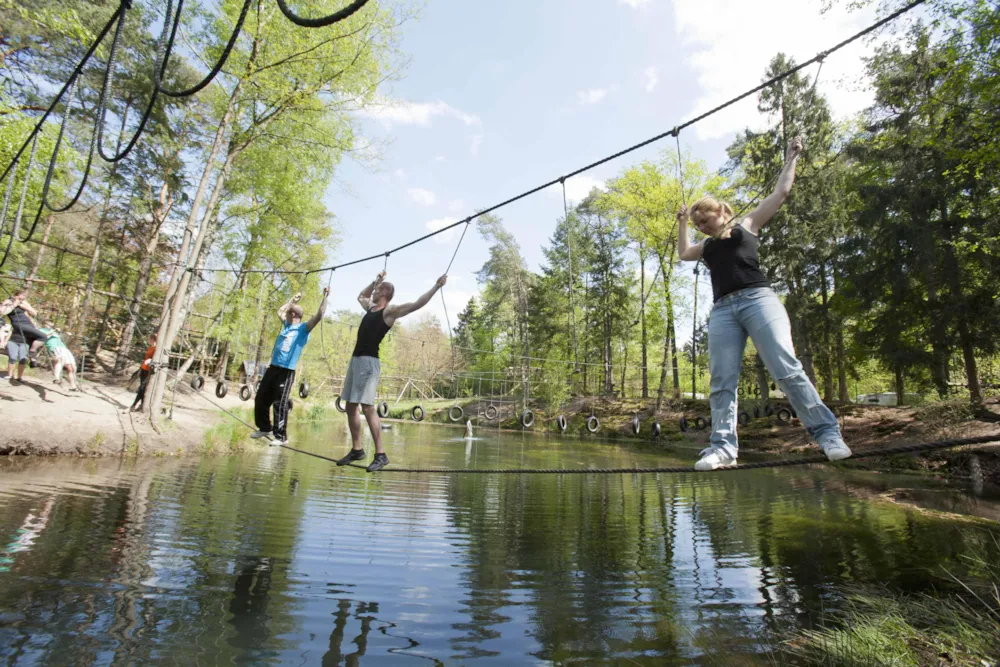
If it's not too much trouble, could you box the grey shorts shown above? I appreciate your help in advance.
[341,356,381,405]
[6,342,28,362]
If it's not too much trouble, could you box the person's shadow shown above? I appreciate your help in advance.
[12,378,58,404]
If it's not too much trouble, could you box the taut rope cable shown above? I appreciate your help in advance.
[272,433,1000,474]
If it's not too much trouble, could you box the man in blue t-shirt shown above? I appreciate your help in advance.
[250,287,329,445]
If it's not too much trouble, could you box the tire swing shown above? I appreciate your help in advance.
[651,421,661,438]
[215,381,228,399]
[679,416,689,433]
[631,415,641,435]
[556,415,568,432]
[485,405,498,421]
[298,381,310,399]
[520,410,535,428]
[776,407,793,425]
[239,385,252,401]
[335,395,347,413]
[448,405,464,422]
[411,405,425,422]
[753,405,761,419]
[738,411,751,426]
[586,415,600,433]
[694,417,708,430]
[191,375,205,391]
[377,401,389,418]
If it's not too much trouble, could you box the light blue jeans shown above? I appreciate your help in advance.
[707,287,842,457]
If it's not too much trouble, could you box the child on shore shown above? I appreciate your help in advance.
[37,324,79,391]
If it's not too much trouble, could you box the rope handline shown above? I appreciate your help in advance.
[444,219,470,275]
[273,433,1000,474]
[275,0,371,29]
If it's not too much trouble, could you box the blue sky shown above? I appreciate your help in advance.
[320,0,915,341]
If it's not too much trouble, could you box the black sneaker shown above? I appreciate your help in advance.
[336,448,365,466]
[366,453,389,473]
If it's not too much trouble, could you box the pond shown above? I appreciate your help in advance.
[1,420,997,665]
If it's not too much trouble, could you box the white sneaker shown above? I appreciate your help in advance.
[695,447,738,471]
[269,437,286,447]
[821,440,852,461]
[250,430,272,439]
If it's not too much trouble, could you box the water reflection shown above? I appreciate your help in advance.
[0,425,997,665]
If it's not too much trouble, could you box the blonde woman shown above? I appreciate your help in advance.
[676,136,851,470]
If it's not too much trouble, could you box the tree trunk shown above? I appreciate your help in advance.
[655,329,670,411]
[639,248,648,398]
[895,366,906,406]
[788,271,817,384]
[832,261,850,403]
[26,215,55,287]
[214,339,230,380]
[818,260,835,402]
[755,353,770,402]
[669,300,680,399]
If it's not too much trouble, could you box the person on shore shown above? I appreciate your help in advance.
[37,324,79,391]
[336,272,447,473]
[2,290,48,385]
[676,136,852,471]
[131,333,157,412]
[250,287,329,446]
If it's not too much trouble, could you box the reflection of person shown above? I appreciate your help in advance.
[676,136,851,471]
[0,498,55,573]
[131,333,157,411]
[3,290,48,384]
[335,272,447,472]
[249,288,329,446]
[38,324,79,391]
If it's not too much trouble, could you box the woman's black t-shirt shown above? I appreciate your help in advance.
[701,225,771,302]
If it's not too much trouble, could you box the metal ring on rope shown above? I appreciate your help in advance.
[485,405,498,421]
[557,415,568,432]
[586,416,600,433]
[377,401,389,418]
[651,422,661,438]
[298,381,309,399]
[521,410,535,428]
[777,408,792,424]
[448,405,464,422]
[239,384,252,401]
[275,0,371,28]
[215,381,227,399]
[411,405,424,422]
[335,395,347,413]
[738,411,751,426]
[191,375,204,390]
[632,415,640,435]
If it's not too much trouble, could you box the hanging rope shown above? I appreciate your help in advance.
[37,74,99,216]
[271,433,1000,474]
[274,0,371,28]
[159,0,253,98]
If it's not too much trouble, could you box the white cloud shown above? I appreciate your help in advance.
[360,98,482,128]
[425,216,461,244]
[433,155,447,162]
[643,66,659,93]
[577,88,609,105]
[619,0,651,7]
[407,188,437,206]
[550,175,606,205]
[394,168,407,180]
[673,0,891,140]
[468,134,484,156]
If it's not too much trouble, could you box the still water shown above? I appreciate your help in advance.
[1,420,997,665]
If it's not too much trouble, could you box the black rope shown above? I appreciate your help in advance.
[159,0,253,98]
[274,0,371,28]
[273,433,1000,474]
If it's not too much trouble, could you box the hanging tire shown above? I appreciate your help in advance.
[776,408,792,424]
[631,415,640,435]
[191,375,204,391]
[335,395,347,413]
[764,403,775,417]
[651,421,661,438]
[411,405,424,422]
[448,405,464,422]
[557,414,568,432]
[485,405,498,420]
[753,406,760,419]
[215,381,228,399]
[586,415,600,433]
[694,417,708,430]
[521,410,535,428]
[738,411,751,426]
[377,401,389,418]
[753,386,760,398]
[679,416,689,433]
[737,386,745,396]
[239,384,252,401]
[298,381,309,399]
[254,380,261,394]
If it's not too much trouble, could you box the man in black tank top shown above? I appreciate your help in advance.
[336,271,447,472]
